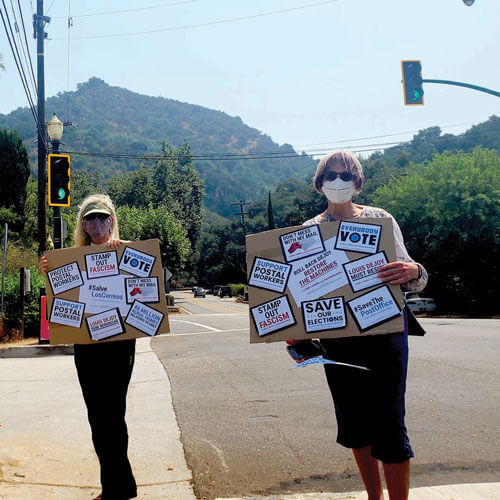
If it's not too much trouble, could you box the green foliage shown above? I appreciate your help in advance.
[0,129,30,234]
[372,148,500,314]
[0,78,316,216]
[117,205,191,278]
[229,283,245,297]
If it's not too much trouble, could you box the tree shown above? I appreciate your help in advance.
[117,205,191,277]
[372,148,500,314]
[0,129,30,235]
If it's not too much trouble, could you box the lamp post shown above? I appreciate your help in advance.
[47,114,64,249]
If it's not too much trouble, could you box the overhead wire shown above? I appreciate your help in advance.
[0,2,40,132]
[50,0,339,40]
[51,0,197,19]
[14,0,37,93]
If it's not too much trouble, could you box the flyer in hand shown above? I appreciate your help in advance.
[246,218,404,343]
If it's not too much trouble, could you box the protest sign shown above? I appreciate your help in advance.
[246,218,404,343]
[43,239,169,345]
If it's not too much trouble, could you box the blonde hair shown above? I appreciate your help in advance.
[74,194,119,247]
[312,150,364,193]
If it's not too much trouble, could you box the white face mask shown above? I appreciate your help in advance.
[322,178,356,204]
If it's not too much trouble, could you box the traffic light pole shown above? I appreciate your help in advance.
[35,0,47,255]
[422,79,500,98]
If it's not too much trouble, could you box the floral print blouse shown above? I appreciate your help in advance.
[303,205,428,292]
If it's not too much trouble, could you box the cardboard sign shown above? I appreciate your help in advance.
[47,262,84,295]
[86,308,125,341]
[287,237,349,307]
[125,301,164,336]
[50,298,85,328]
[119,247,156,277]
[301,297,347,333]
[85,250,119,279]
[125,277,160,304]
[43,239,169,345]
[250,296,296,337]
[279,225,325,263]
[248,257,292,294]
[347,286,402,332]
[335,221,382,254]
[246,218,405,343]
[343,251,388,292]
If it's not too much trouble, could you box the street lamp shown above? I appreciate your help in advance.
[463,0,475,5]
[47,113,63,153]
[47,113,64,248]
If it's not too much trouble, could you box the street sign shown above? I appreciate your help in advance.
[164,267,172,282]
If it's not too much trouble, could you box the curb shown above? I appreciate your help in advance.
[0,344,74,358]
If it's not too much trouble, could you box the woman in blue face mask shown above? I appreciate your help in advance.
[40,194,137,500]
[298,150,428,500]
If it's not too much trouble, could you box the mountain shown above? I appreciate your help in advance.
[0,77,316,215]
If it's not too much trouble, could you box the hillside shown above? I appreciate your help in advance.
[0,77,316,215]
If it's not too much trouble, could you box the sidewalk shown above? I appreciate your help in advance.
[0,338,196,499]
[0,339,499,500]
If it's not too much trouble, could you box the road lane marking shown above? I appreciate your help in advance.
[171,319,222,332]
[180,292,247,314]
[166,328,249,337]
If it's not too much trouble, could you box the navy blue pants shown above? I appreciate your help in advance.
[74,340,137,500]
[321,331,413,464]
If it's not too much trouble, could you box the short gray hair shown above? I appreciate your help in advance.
[312,150,364,193]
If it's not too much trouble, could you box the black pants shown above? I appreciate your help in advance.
[74,340,137,500]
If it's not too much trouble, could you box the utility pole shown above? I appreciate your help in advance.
[34,0,49,255]
[231,200,251,236]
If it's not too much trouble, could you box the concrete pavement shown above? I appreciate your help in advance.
[0,338,195,499]
[0,338,499,500]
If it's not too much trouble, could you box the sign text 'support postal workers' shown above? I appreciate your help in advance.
[246,218,405,343]
[43,239,170,345]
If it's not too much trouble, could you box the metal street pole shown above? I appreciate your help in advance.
[35,0,48,255]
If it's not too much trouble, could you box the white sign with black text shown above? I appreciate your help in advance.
[250,296,296,337]
[279,225,325,263]
[50,298,85,328]
[248,257,292,294]
[79,273,130,315]
[287,237,349,307]
[47,262,84,295]
[343,251,388,292]
[85,250,119,279]
[119,247,156,277]
[301,297,347,333]
[86,308,125,341]
[347,286,401,332]
[125,301,164,336]
[335,221,382,254]
[125,277,159,304]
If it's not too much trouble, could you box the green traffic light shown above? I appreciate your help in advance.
[412,89,422,101]
[58,188,66,200]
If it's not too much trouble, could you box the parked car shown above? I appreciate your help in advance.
[192,286,198,293]
[218,285,232,298]
[405,297,436,314]
[194,287,206,298]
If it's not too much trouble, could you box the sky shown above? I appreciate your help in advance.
[1,0,499,155]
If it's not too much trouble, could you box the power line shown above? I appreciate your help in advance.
[51,0,197,19]
[295,123,473,149]
[50,0,338,40]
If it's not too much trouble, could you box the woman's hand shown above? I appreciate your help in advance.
[39,255,49,274]
[106,238,125,249]
[377,261,419,285]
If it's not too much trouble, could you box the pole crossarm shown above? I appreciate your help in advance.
[422,79,500,98]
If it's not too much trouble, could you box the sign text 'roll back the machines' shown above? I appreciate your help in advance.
[246,218,405,343]
[44,239,170,345]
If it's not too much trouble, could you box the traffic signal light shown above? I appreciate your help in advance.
[48,154,70,207]
[401,60,424,105]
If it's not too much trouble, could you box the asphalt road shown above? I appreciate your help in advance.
[152,291,500,500]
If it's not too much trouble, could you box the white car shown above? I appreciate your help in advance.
[406,297,436,313]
